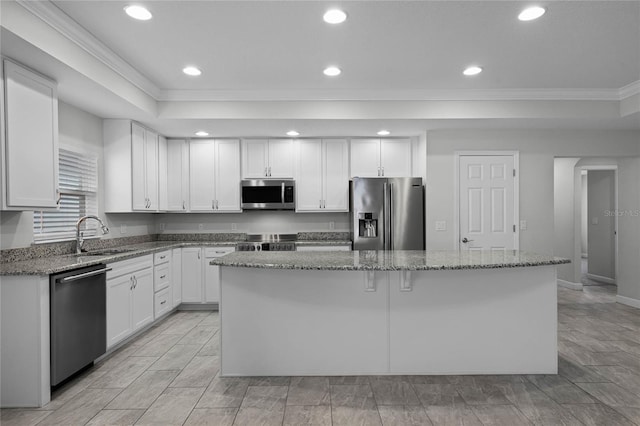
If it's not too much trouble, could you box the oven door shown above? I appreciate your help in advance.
[241,179,295,210]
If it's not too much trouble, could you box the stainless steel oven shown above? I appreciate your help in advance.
[241,179,295,210]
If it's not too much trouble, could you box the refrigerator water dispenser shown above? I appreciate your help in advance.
[358,213,378,238]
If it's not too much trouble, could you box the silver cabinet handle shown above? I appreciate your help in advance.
[198,250,201,260]
[461,237,474,243]
[377,167,381,177]
[56,189,61,205]
[160,274,166,279]
[319,200,322,208]
[381,167,385,176]
[160,300,166,305]
[160,255,166,260]
[182,201,186,210]
[264,167,268,177]
[130,276,134,290]
[269,166,272,177]
[216,200,219,210]
[58,267,112,283]
[212,200,215,210]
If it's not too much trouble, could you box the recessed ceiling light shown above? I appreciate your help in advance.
[124,5,152,21]
[183,66,202,76]
[463,66,483,76]
[323,9,347,24]
[323,66,341,77]
[286,130,300,137]
[195,131,209,137]
[518,6,546,21]
[377,130,390,136]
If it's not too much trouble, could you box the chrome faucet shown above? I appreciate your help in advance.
[76,215,110,254]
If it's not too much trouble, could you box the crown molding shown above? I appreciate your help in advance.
[16,0,161,99]
[620,80,640,100]
[158,88,623,102]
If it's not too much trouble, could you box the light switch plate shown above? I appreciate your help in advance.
[435,221,446,231]
[231,223,237,231]
[120,224,127,234]
[329,221,335,230]
[198,223,203,230]
[520,220,527,230]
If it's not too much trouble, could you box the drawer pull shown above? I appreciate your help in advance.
[160,275,166,279]
[160,300,166,305]
[160,255,166,259]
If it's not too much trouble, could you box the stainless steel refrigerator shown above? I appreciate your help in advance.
[350,177,424,250]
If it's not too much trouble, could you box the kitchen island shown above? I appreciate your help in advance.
[211,250,569,377]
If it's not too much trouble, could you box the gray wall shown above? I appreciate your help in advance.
[553,158,580,283]
[618,157,640,302]
[587,170,616,281]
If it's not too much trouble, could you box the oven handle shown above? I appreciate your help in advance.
[57,267,112,283]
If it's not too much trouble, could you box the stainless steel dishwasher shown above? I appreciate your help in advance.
[50,264,110,386]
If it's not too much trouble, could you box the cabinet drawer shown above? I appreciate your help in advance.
[154,287,171,319]
[107,254,153,280]
[204,247,235,258]
[154,250,171,265]
[154,263,170,291]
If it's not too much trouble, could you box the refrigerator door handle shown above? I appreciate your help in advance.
[383,182,391,250]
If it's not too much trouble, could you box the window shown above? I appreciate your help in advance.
[33,148,98,243]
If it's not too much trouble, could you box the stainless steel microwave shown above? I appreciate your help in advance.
[241,179,295,210]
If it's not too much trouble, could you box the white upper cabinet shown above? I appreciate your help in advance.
[296,139,348,212]
[242,139,293,178]
[189,139,241,212]
[350,138,412,178]
[131,123,159,211]
[166,139,190,212]
[1,59,59,210]
[104,120,161,212]
[158,135,168,211]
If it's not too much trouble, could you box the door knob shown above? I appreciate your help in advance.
[461,237,474,243]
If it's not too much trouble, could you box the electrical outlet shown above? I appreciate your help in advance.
[520,220,527,230]
[329,221,335,230]
[159,223,165,231]
[231,223,237,231]
[198,223,203,230]
[120,224,127,234]
[435,221,446,231]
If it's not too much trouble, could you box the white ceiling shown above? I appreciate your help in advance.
[2,1,640,136]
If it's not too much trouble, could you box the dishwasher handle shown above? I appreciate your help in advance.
[57,267,112,283]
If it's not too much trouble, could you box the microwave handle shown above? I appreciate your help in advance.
[281,182,285,206]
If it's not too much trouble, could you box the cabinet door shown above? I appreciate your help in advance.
[181,247,203,302]
[381,139,412,177]
[296,139,323,212]
[189,140,215,211]
[131,123,147,211]
[145,130,159,210]
[323,139,349,211]
[268,139,294,178]
[131,267,154,331]
[350,139,380,178]
[172,248,182,307]
[242,139,269,178]
[158,136,168,211]
[3,60,59,209]
[106,274,133,348]
[214,140,241,211]
[167,140,189,211]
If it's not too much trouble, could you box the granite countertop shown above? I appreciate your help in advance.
[0,241,238,275]
[0,236,353,275]
[210,250,570,271]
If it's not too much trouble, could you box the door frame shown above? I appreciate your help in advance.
[578,165,618,286]
[454,151,520,251]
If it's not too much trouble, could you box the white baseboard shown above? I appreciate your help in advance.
[586,273,616,285]
[617,295,640,309]
[557,279,583,290]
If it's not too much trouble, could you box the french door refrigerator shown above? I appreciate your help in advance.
[351,177,424,250]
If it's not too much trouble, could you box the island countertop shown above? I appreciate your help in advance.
[209,249,569,271]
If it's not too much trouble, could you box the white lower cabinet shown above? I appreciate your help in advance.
[106,255,154,349]
[172,248,182,307]
[153,250,172,319]
[181,247,203,303]
[205,247,235,303]
[296,245,351,252]
[182,246,234,305]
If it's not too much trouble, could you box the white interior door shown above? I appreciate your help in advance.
[459,155,517,251]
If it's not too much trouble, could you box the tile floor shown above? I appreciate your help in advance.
[2,285,640,425]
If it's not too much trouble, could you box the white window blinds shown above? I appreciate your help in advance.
[33,148,98,243]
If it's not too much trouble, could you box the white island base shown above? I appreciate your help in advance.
[219,266,557,376]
